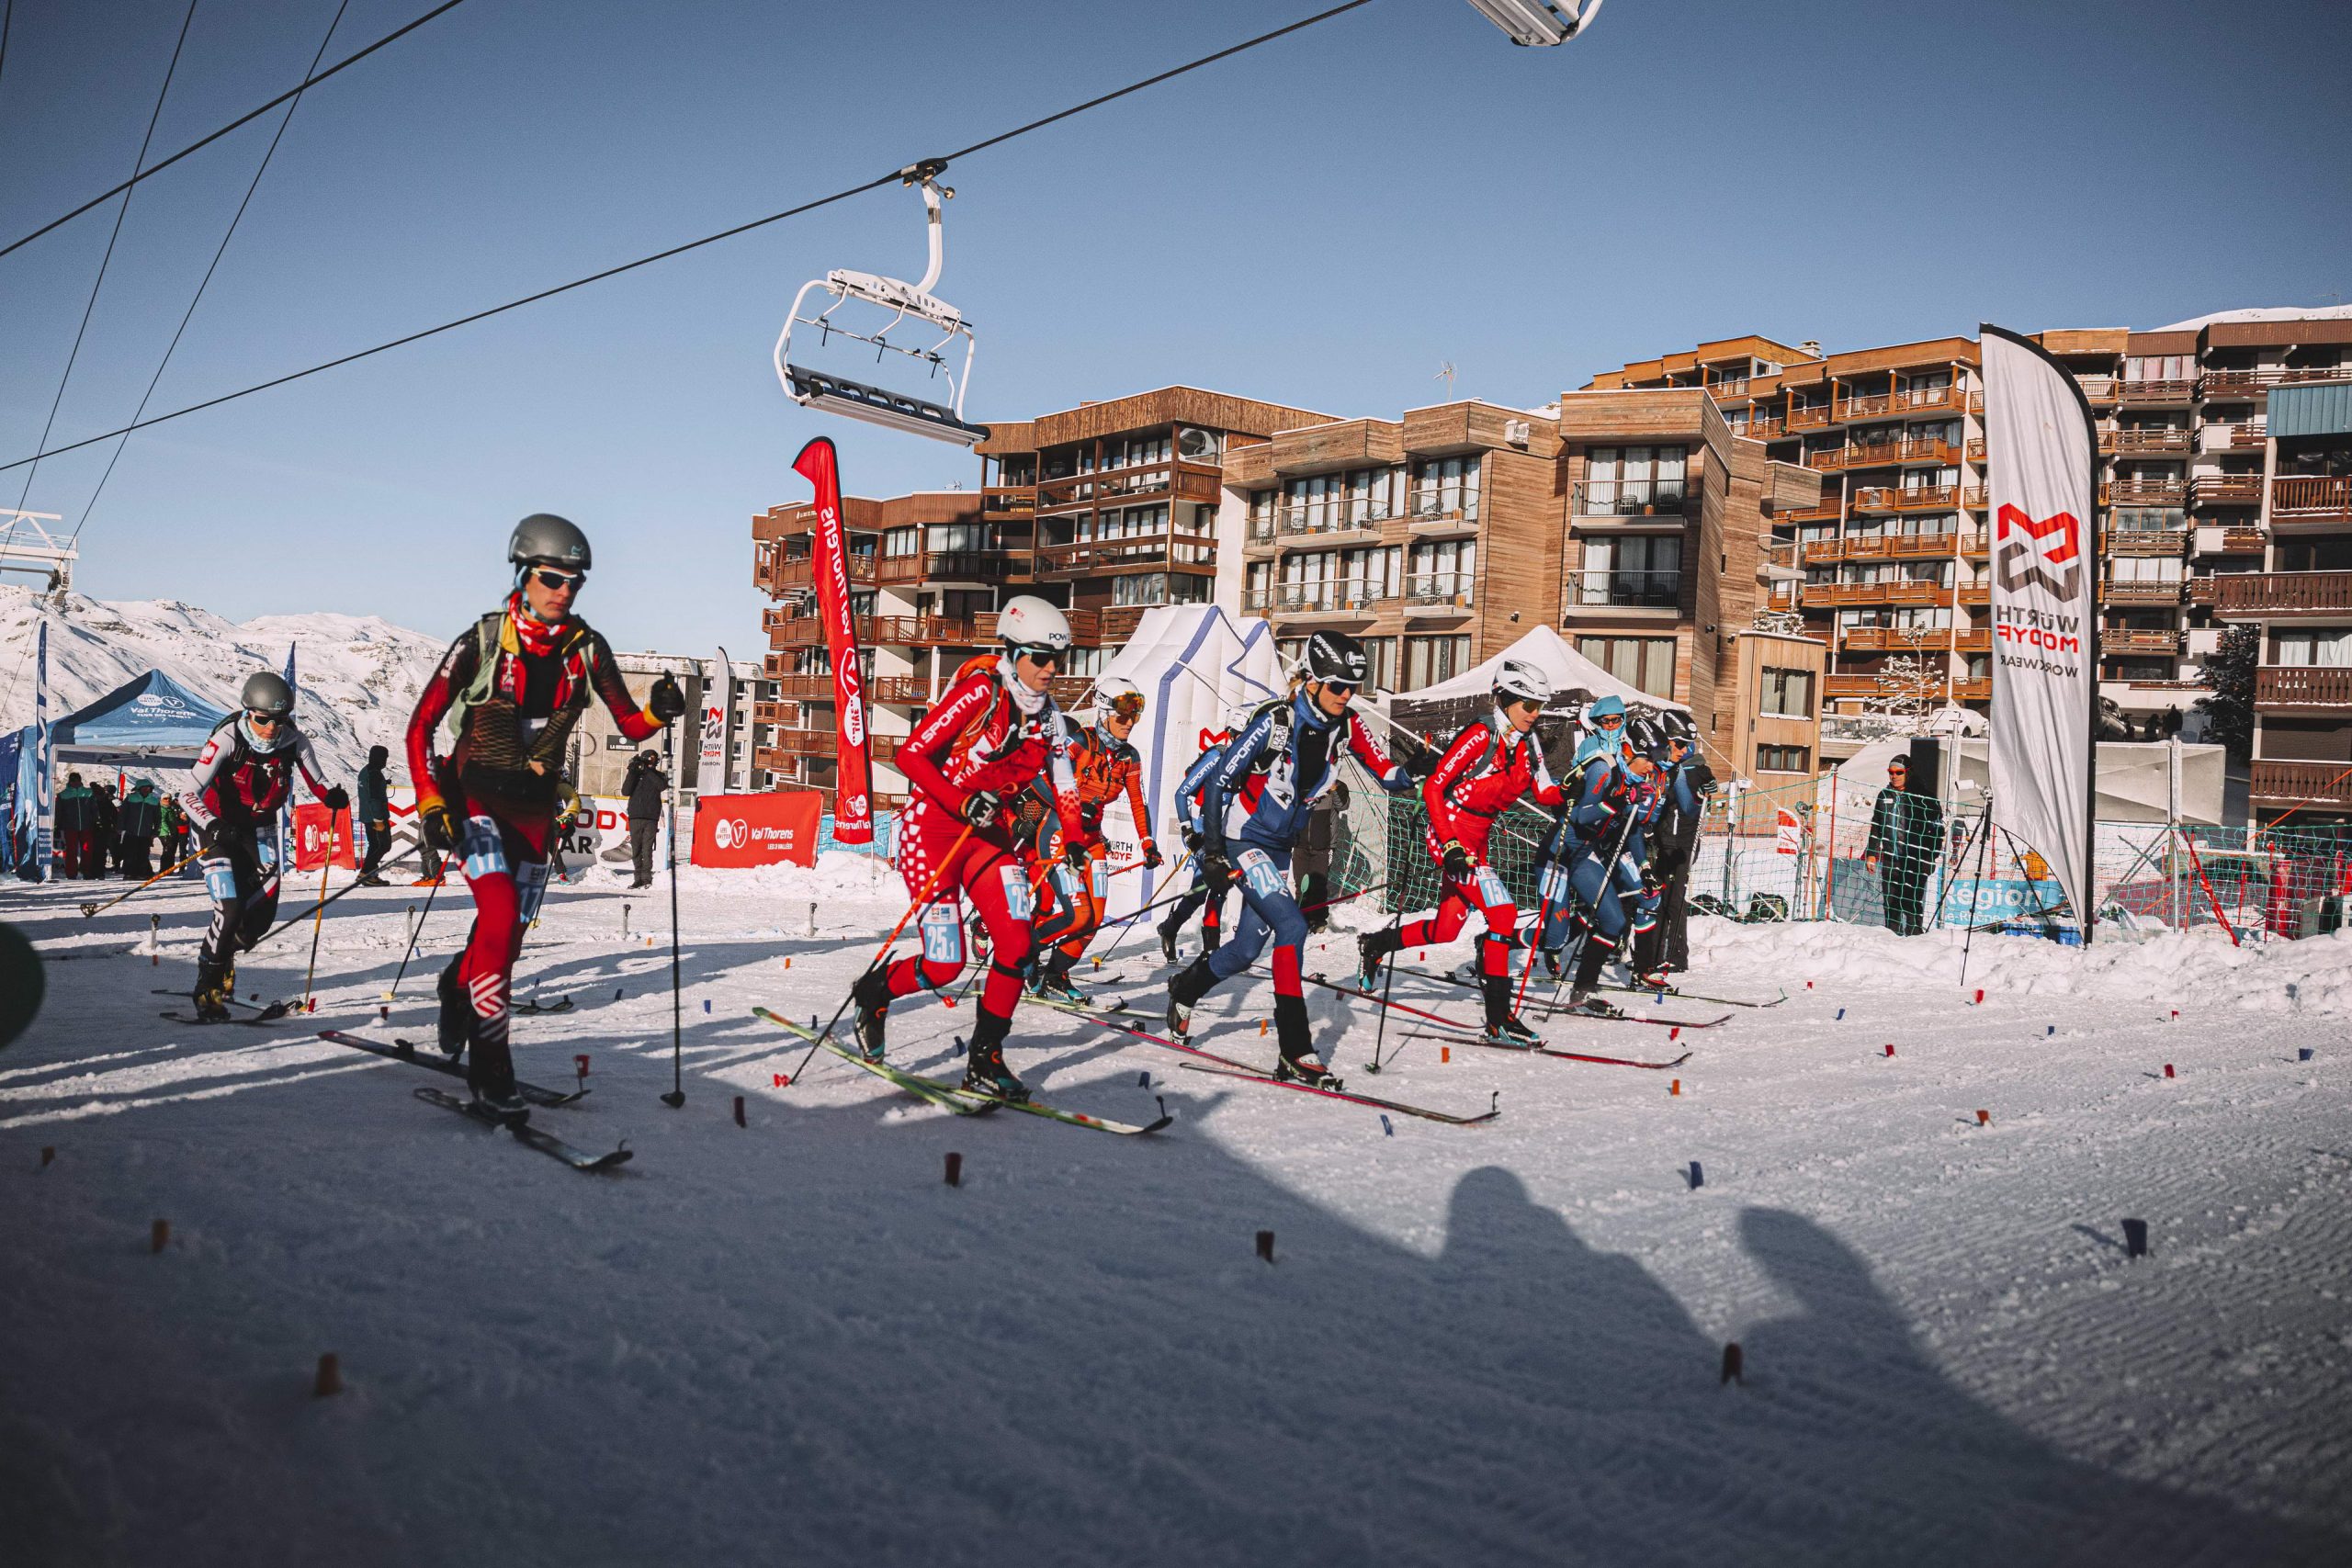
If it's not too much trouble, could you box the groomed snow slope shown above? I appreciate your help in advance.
[2,860,2346,1567]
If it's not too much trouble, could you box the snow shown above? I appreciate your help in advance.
[0,586,446,780]
[3,872,2348,1565]
[2152,305,2352,332]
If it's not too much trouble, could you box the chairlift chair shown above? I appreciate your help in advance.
[775,160,988,447]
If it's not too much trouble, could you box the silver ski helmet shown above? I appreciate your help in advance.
[239,671,295,718]
[1305,631,1370,686]
[1493,657,1554,706]
[509,513,592,573]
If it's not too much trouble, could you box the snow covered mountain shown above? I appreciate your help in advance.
[0,586,446,782]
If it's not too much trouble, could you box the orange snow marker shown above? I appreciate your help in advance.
[1669,1078,1681,1097]
[40,1146,55,1168]
[1259,1019,1267,1037]
[1975,1109,1990,1126]
[1256,1230,1275,1263]
[313,1354,343,1398]
[944,1153,963,1187]
[1668,1026,1681,1043]
[2164,1063,2175,1079]
[784,956,791,969]
[150,1219,169,1254]
[1441,1045,1451,1064]
[1720,1343,1744,1386]
[1092,955,1102,971]
[733,1095,746,1127]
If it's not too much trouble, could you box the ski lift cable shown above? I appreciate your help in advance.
[11,0,201,515]
[0,0,473,265]
[0,0,1383,478]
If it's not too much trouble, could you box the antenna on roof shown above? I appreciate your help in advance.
[1436,361,1457,398]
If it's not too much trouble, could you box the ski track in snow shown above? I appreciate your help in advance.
[2,855,2348,1567]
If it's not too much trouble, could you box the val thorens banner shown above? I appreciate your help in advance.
[1980,323,2099,938]
[789,436,875,844]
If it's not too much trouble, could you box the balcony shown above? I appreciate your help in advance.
[1965,437,1986,461]
[982,485,1036,517]
[2102,628,2183,655]
[2202,366,2352,399]
[1802,538,1848,565]
[2100,580,2185,606]
[2108,479,2186,506]
[1564,569,1680,612]
[1955,628,1992,654]
[1836,531,1964,561]
[2106,428,2192,455]
[2075,376,2120,404]
[1838,625,1953,653]
[1033,531,1216,579]
[1786,403,1836,431]
[1744,415,1786,440]
[2103,527,2189,558]
[1801,579,1951,609]
[765,610,1023,650]
[1958,530,1990,557]
[766,673,841,702]
[1962,487,1989,509]
[2250,758,2352,811]
[755,547,878,597]
[1247,580,1390,621]
[2192,525,2266,556]
[1956,582,1991,608]
[2218,570,2352,619]
[1823,673,1883,703]
[1401,572,1477,616]
[1834,392,1893,422]
[1782,499,1844,525]
[1406,493,1483,536]
[1852,485,1961,513]
[1278,502,1395,542]
[2272,475,2352,523]
[2189,474,2263,507]
[762,727,840,760]
[2117,378,2195,404]
[873,548,1012,586]
[1571,480,1696,519]
[2256,666,2352,710]
[1892,384,1966,415]
[2222,422,2267,448]
[1952,677,1992,702]
[1809,441,1900,473]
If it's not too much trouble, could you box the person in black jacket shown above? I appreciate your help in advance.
[1632,715,1713,982]
[117,780,163,879]
[623,750,668,888]
[88,784,118,879]
[1865,755,1946,936]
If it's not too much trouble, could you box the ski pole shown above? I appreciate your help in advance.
[662,735,687,1109]
[783,819,976,1088]
[254,844,418,947]
[77,846,201,918]
[301,807,340,1010]
[384,869,443,999]
[1092,845,1193,965]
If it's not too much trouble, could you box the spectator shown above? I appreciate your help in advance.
[623,749,668,889]
[160,795,190,874]
[1865,755,1945,936]
[356,745,392,886]
[88,783,119,880]
[118,780,163,879]
[55,773,96,879]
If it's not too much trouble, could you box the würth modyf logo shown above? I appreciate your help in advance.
[1995,503,2084,600]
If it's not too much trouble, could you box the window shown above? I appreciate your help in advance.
[1756,744,1811,773]
[1408,539,1476,600]
[1409,456,1482,520]
[882,526,919,558]
[1571,536,1680,606]
[1110,573,1210,608]
[2124,354,2191,384]
[1403,635,1472,692]
[1361,637,1398,694]
[1346,467,1403,524]
[1577,636,1678,698]
[2109,556,2184,584]
[1583,445,1690,514]
[2111,507,2185,535]
[2276,628,2352,667]
[927,523,993,554]
[1760,667,1814,719]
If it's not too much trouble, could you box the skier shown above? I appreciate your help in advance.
[355,745,393,886]
[405,514,685,1115]
[1026,675,1161,1003]
[1166,632,1417,1086]
[1533,714,1666,1016]
[1155,700,1257,964]
[1630,714,1712,984]
[184,672,349,1021]
[1356,657,1563,1043]
[845,596,1080,1102]
[118,779,163,880]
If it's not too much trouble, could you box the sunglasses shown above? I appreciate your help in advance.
[527,567,585,592]
[246,711,284,728]
[1320,680,1360,696]
[1012,645,1066,668]
[1594,714,1623,727]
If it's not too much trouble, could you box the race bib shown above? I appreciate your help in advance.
[204,860,238,900]
[1539,863,1572,905]
[1475,866,1510,907]
[998,862,1036,921]
[1091,856,1110,900]
[514,860,552,923]
[1237,846,1285,897]
[920,900,965,965]
[461,815,507,880]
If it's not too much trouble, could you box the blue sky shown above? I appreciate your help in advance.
[2,0,2346,656]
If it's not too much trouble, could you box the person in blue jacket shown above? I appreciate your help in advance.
[1532,713,1667,1014]
[1165,634,1417,1086]
[1156,700,1258,964]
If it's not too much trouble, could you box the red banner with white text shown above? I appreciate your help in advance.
[290,805,357,871]
[791,436,875,844]
[691,791,822,868]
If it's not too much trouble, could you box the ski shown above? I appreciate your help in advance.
[151,987,300,1018]
[516,995,573,1015]
[946,1037,1173,1135]
[1040,998,1498,1125]
[160,1010,287,1029]
[1401,1030,1691,1071]
[319,1030,586,1107]
[1523,994,1731,1030]
[411,1086,631,1172]
[1022,992,1127,1015]
[1374,966,1732,1029]
[752,1008,1001,1118]
[1595,978,1785,1010]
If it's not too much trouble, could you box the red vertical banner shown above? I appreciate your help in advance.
[790,437,875,844]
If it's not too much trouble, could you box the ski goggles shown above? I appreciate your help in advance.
[1010,644,1066,669]
[245,711,286,730]
[1103,691,1146,721]
[525,566,586,592]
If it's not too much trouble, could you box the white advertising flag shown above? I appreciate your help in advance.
[699,646,732,791]
[1980,324,2099,938]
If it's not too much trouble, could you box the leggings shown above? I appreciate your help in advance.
[455,799,556,1085]
[1397,859,1517,977]
[881,804,1035,1027]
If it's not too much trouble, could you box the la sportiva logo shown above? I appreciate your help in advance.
[1995,503,2083,600]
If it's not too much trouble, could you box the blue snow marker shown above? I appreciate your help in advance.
[1380,1115,1393,1137]
[616,987,624,1000]
[703,999,711,1013]
[2300,1047,2315,1062]
[1688,1160,1704,1190]
[1137,1071,1150,1089]
[2121,1218,2149,1258]
[1835,1008,1845,1021]
[2046,1024,2055,1036]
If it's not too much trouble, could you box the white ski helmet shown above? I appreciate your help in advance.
[997,595,1072,654]
[1093,673,1145,720]
[1493,658,1554,706]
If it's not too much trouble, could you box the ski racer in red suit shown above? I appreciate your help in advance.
[404,514,684,1116]
[1355,658,1563,1043]
[1025,674,1161,1004]
[849,596,1080,1102]
[184,671,348,1021]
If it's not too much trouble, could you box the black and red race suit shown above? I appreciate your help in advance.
[1398,708,1565,978]
[406,594,662,1089]
[883,654,1079,1032]
[184,715,337,997]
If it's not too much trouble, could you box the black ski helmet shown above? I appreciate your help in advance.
[1305,630,1370,686]
[240,671,295,717]
[509,513,592,573]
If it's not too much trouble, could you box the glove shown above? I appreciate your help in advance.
[1198,846,1230,881]
[1403,746,1436,783]
[1142,841,1164,870]
[322,784,350,814]
[649,673,687,723]
[1442,840,1475,881]
[420,799,460,854]
[198,819,229,855]
[1181,824,1204,853]
[1640,865,1660,897]
[960,790,1002,829]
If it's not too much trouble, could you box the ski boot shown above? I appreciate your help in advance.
[1268,995,1339,1088]
[435,956,469,1060]
[1029,959,1086,1007]
[1355,928,1400,992]
[1157,915,1182,965]
[1563,989,1625,1021]
[470,1080,530,1125]
[1633,968,1673,993]
[1166,954,1216,1040]
[1481,964,1541,1046]
[850,967,893,1063]
[191,960,235,1023]
[959,1016,1028,1103]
